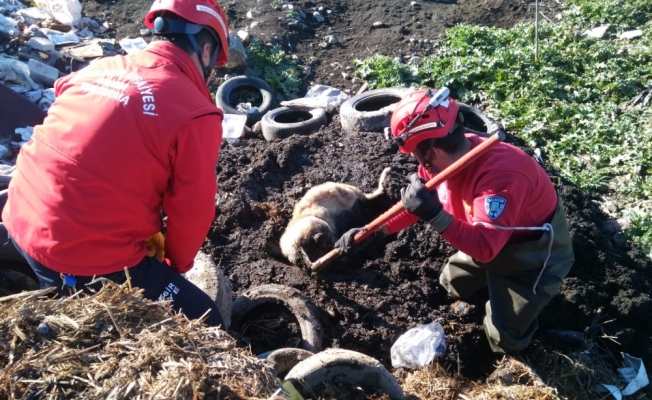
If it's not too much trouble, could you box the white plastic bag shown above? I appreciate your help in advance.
[391,322,446,369]
[280,84,349,113]
[34,0,82,27]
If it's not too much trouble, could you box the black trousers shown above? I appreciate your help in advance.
[8,236,225,328]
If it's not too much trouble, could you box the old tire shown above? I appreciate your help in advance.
[231,283,323,353]
[285,348,405,400]
[258,348,314,377]
[215,76,275,125]
[261,107,327,141]
[340,87,411,133]
[184,251,233,329]
[458,103,503,137]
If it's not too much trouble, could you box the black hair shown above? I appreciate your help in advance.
[152,29,218,59]
[415,112,466,156]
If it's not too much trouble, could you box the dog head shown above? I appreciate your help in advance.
[280,216,335,265]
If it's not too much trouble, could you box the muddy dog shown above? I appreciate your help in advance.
[280,168,391,267]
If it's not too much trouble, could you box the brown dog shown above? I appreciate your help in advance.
[280,168,391,267]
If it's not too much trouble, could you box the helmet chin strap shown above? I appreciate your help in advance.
[186,33,220,82]
[152,16,221,83]
[413,139,440,174]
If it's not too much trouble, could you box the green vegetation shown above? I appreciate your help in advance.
[354,0,652,256]
[244,39,300,101]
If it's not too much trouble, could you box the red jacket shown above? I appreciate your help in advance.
[386,134,558,263]
[4,41,223,275]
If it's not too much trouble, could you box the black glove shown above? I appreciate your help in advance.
[401,174,453,233]
[335,227,384,255]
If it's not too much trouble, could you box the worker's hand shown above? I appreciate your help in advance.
[145,232,166,263]
[401,174,453,233]
[335,227,385,255]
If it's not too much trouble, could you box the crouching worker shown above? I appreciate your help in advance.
[3,0,231,327]
[336,88,575,353]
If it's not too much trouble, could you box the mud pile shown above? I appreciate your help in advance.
[208,115,652,382]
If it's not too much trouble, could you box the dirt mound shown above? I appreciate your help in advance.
[209,117,652,388]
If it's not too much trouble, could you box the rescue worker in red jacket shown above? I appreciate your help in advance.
[3,0,231,327]
[337,88,575,353]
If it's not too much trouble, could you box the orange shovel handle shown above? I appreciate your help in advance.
[310,130,506,271]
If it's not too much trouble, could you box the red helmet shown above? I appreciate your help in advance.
[145,0,230,67]
[389,88,460,154]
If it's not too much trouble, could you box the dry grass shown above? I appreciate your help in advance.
[0,283,281,399]
[398,357,558,400]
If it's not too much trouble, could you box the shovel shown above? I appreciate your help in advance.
[310,130,506,272]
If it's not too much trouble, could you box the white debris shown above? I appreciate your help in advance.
[0,57,40,89]
[584,24,610,38]
[408,56,421,64]
[0,14,18,36]
[41,28,80,45]
[313,11,324,23]
[325,34,338,44]
[33,0,82,27]
[24,24,48,38]
[235,102,259,114]
[597,354,649,399]
[222,114,247,144]
[38,88,55,111]
[280,84,349,113]
[619,29,643,40]
[28,59,59,86]
[77,26,94,38]
[246,10,253,19]
[0,0,25,12]
[250,21,259,29]
[28,37,55,52]
[118,37,147,54]
[15,126,34,142]
[237,30,250,43]
[15,7,50,25]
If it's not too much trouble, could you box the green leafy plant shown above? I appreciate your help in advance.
[353,56,417,88]
[244,39,300,101]
[286,9,301,21]
[354,0,652,254]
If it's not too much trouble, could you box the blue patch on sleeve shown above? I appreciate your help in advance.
[484,196,507,220]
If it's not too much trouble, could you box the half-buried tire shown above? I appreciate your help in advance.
[261,107,327,141]
[231,283,323,353]
[340,87,411,133]
[458,103,503,137]
[285,348,405,400]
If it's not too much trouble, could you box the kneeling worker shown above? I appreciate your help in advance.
[337,88,575,353]
[3,0,232,327]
